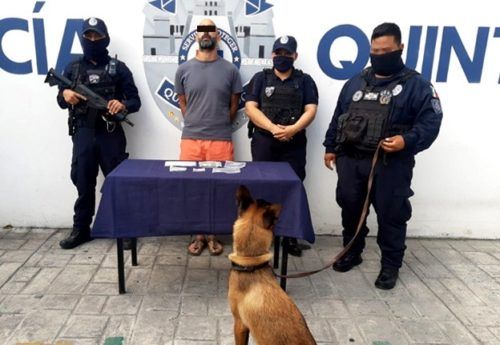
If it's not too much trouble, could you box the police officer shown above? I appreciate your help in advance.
[56,18,141,249]
[245,35,318,256]
[323,23,442,289]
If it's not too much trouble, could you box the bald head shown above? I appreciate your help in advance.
[198,18,216,27]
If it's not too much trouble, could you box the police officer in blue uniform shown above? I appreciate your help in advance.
[323,23,442,289]
[246,35,318,256]
[56,18,141,249]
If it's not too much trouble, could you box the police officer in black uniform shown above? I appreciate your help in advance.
[56,18,141,249]
[323,23,442,289]
[245,35,318,256]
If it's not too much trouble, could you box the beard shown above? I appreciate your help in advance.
[199,36,217,51]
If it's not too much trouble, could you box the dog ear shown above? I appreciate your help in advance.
[236,185,253,214]
[262,204,282,229]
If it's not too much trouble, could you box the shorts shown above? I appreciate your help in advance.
[180,139,234,161]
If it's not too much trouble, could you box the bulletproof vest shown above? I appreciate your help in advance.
[336,68,417,152]
[71,58,118,118]
[260,69,304,126]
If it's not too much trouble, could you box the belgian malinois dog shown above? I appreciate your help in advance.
[228,185,317,345]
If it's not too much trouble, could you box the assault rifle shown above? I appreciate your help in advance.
[44,68,134,127]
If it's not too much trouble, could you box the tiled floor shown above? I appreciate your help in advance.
[1,228,500,344]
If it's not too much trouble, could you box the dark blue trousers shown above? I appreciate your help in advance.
[335,154,415,269]
[70,125,128,232]
[251,130,307,181]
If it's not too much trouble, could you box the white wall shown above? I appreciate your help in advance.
[0,0,499,238]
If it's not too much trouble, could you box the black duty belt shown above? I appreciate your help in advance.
[254,127,274,137]
[343,147,375,159]
[75,109,102,129]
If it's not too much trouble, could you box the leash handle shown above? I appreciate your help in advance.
[274,141,383,279]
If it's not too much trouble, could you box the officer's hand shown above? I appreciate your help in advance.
[269,125,286,141]
[107,100,126,115]
[268,123,282,136]
[63,89,86,105]
[324,153,336,170]
[273,124,297,142]
[381,135,405,152]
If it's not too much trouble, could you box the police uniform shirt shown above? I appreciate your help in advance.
[323,67,442,156]
[57,56,141,114]
[246,68,319,117]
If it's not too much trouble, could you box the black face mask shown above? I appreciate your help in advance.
[273,55,294,72]
[370,50,405,76]
[82,37,110,63]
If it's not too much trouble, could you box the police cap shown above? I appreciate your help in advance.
[82,17,108,37]
[272,35,297,54]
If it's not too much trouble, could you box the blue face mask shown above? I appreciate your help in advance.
[273,55,294,72]
[82,36,110,63]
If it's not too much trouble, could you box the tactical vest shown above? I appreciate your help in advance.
[336,68,417,152]
[71,58,118,125]
[260,69,304,126]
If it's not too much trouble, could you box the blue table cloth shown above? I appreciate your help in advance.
[92,160,315,243]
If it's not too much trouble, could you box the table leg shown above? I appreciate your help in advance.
[131,238,138,266]
[280,237,289,291]
[273,236,280,269]
[117,238,126,294]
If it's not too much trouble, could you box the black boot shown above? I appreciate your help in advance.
[59,228,92,249]
[285,238,302,257]
[375,267,399,290]
[297,242,311,250]
[333,252,363,272]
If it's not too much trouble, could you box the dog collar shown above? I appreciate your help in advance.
[231,261,270,272]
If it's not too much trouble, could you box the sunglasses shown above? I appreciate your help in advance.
[197,25,217,33]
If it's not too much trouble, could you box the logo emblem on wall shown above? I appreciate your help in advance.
[143,0,276,131]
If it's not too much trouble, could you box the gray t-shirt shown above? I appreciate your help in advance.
[175,57,243,141]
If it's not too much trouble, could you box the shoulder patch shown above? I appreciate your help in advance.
[431,98,442,114]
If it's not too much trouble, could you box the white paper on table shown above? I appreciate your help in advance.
[193,168,206,172]
[199,161,222,168]
[224,161,246,169]
[212,167,241,174]
[164,161,197,167]
[169,166,187,172]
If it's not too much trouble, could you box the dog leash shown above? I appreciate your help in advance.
[274,141,383,279]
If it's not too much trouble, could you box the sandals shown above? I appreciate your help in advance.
[207,239,223,256]
[187,238,207,256]
[187,237,223,256]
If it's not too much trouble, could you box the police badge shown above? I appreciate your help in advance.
[392,84,403,96]
[363,92,378,101]
[265,86,275,97]
[352,90,363,102]
[88,74,100,84]
[379,90,392,105]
